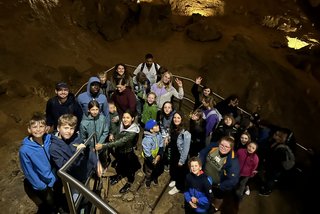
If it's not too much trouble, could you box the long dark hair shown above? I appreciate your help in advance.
[113,63,130,80]
[170,111,186,134]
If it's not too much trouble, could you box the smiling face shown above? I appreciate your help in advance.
[55,88,69,100]
[190,161,202,175]
[122,112,134,127]
[173,113,182,126]
[240,133,250,145]
[147,93,156,104]
[116,65,125,76]
[28,121,47,140]
[247,142,257,154]
[162,72,171,84]
[224,116,233,126]
[219,139,232,155]
[90,82,101,95]
[203,88,211,97]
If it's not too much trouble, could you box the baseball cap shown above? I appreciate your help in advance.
[144,119,158,131]
[55,82,69,90]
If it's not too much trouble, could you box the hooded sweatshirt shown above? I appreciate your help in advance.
[77,76,110,127]
[46,93,83,130]
[19,134,56,190]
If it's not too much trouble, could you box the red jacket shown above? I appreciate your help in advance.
[111,88,137,117]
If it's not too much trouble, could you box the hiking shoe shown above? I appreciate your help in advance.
[110,175,121,186]
[119,183,131,194]
[168,187,180,195]
[169,181,176,187]
[145,180,151,189]
[245,186,250,196]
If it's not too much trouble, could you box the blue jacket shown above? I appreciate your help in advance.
[199,142,240,191]
[176,130,191,165]
[50,133,98,182]
[77,76,110,129]
[142,131,164,162]
[184,171,213,213]
[19,134,56,190]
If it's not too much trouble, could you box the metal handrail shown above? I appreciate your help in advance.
[58,133,118,214]
[76,64,308,152]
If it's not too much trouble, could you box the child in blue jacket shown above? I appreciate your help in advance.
[184,157,213,214]
[19,112,58,213]
[142,119,164,188]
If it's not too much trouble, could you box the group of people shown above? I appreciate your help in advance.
[19,53,296,214]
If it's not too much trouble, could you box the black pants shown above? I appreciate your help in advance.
[116,151,141,183]
[24,179,56,213]
[143,159,163,182]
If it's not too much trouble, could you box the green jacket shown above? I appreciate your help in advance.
[141,103,158,124]
[104,122,140,153]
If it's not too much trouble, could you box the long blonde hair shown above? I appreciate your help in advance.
[157,71,172,90]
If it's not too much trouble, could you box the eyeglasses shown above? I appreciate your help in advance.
[219,144,231,149]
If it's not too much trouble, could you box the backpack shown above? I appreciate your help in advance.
[203,108,223,131]
[140,62,161,82]
[276,144,295,170]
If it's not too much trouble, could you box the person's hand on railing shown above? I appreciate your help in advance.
[195,76,202,85]
[76,143,86,151]
[175,78,183,87]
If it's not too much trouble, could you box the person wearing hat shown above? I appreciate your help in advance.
[45,82,83,133]
[141,119,164,188]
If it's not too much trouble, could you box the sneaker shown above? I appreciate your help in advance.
[145,180,151,189]
[245,186,250,195]
[168,187,180,195]
[169,181,176,188]
[110,175,121,186]
[153,178,158,186]
[119,183,131,194]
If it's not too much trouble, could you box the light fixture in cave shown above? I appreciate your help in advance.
[286,36,319,50]
[186,0,225,17]
[138,0,224,17]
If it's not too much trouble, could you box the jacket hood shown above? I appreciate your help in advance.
[21,134,51,148]
[120,122,140,134]
[86,76,101,95]
[143,131,158,137]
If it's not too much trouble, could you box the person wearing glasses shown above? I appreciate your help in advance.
[199,136,240,213]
